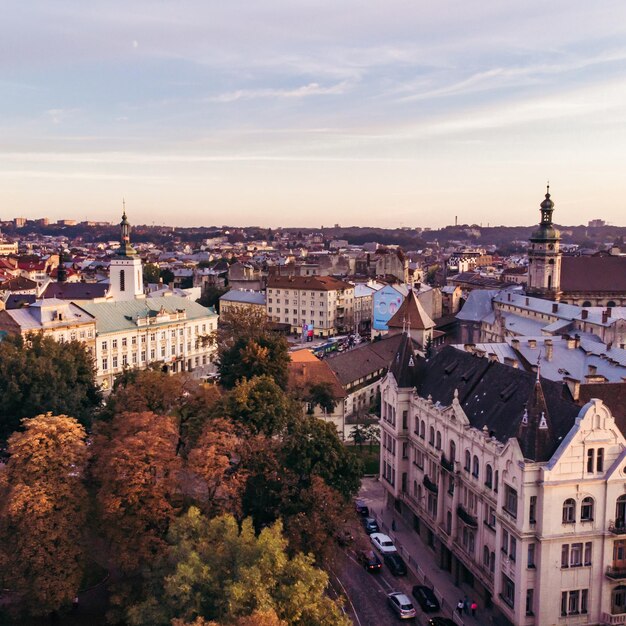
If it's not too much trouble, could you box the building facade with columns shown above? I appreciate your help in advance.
[380,340,626,626]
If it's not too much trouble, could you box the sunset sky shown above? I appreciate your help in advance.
[2,1,626,227]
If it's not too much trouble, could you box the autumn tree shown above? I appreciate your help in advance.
[127,508,350,626]
[0,414,89,615]
[305,382,338,415]
[92,411,182,574]
[0,333,100,441]
[223,376,295,436]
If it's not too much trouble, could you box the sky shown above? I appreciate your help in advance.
[2,1,626,228]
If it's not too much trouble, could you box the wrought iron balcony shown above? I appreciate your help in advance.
[440,454,455,472]
[609,519,626,535]
[457,504,478,528]
[607,565,626,580]
[423,474,438,494]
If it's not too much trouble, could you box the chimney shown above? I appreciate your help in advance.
[588,364,597,376]
[564,376,580,401]
[607,307,613,318]
[525,297,530,306]
[511,338,520,350]
[545,339,553,362]
[508,292,512,302]
[581,309,588,320]
[552,302,558,313]
[489,353,498,363]
[574,334,581,349]
[504,356,518,368]
[566,335,576,349]
[602,311,608,323]
[528,339,537,348]
[464,343,476,353]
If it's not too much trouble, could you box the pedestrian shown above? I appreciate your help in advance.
[463,595,470,615]
[391,518,397,531]
[471,600,478,617]
[72,596,79,611]
[457,600,464,616]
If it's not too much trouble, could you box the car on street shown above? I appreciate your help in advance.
[355,498,370,517]
[370,532,397,554]
[384,552,407,576]
[425,619,455,626]
[412,585,441,613]
[362,517,379,534]
[357,549,382,572]
[387,592,417,620]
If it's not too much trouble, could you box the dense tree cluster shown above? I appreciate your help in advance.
[0,312,361,624]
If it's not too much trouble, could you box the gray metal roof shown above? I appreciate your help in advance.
[219,290,266,305]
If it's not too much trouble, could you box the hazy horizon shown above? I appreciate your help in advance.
[2,1,626,228]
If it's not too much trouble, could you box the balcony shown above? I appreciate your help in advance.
[423,475,438,494]
[440,454,455,472]
[609,519,626,535]
[607,565,626,580]
[603,613,626,625]
[457,504,478,528]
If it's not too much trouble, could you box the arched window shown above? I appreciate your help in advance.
[616,495,626,530]
[581,497,594,521]
[120,269,126,292]
[485,464,493,488]
[419,420,425,439]
[562,498,576,524]
[449,440,456,463]
[429,426,435,446]
[483,545,490,567]
[494,470,499,493]
[436,431,442,450]
[472,455,479,478]
[582,301,592,308]
[608,301,617,308]
[464,450,471,472]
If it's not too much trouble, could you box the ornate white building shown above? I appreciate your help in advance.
[380,336,626,626]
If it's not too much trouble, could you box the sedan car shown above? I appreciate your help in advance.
[362,517,380,534]
[426,619,456,626]
[384,552,407,576]
[357,549,382,573]
[355,498,370,517]
[387,592,417,620]
[412,585,441,613]
[370,532,397,554]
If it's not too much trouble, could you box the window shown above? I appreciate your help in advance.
[429,426,435,446]
[102,358,108,371]
[472,455,479,479]
[402,410,408,430]
[561,544,569,568]
[584,541,592,566]
[112,339,118,349]
[485,506,496,529]
[526,589,534,616]
[529,495,537,524]
[562,542,592,567]
[563,498,576,524]
[112,356,118,369]
[483,545,490,567]
[485,464,493,488]
[122,337,127,347]
[435,431,442,450]
[597,448,605,472]
[402,442,409,459]
[581,496,594,521]
[494,470,499,493]
[120,269,125,292]
[449,440,456,463]
[509,537,517,561]
[570,543,582,566]
[102,340,108,351]
[528,543,535,568]
[587,449,595,473]
[464,450,471,472]
[501,575,515,608]
[504,485,517,518]
[419,420,425,439]
[502,529,509,554]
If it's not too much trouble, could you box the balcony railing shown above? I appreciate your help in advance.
[440,454,454,472]
[457,504,478,528]
[423,475,438,494]
[607,565,626,580]
[603,612,626,625]
[609,519,626,535]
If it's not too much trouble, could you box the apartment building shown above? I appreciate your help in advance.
[266,275,354,337]
[380,339,626,626]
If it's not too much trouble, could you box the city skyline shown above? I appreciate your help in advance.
[2,1,626,227]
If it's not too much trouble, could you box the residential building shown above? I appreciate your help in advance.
[380,340,626,626]
[266,275,354,337]
[219,289,266,316]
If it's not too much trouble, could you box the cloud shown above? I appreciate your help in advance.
[205,80,354,103]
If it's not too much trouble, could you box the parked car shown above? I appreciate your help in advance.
[362,517,379,534]
[384,552,407,576]
[355,498,370,517]
[387,592,417,620]
[426,619,455,626]
[335,529,354,546]
[370,532,397,554]
[357,549,382,572]
[412,585,441,613]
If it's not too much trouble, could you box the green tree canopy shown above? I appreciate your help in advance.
[0,333,100,442]
[0,414,89,615]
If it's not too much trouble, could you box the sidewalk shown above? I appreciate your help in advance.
[360,477,497,626]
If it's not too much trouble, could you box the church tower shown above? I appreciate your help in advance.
[109,205,144,301]
[527,185,561,300]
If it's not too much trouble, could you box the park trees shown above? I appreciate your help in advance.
[0,414,89,615]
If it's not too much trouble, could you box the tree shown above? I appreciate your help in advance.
[92,411,182,574]
[0,414,89,615]
[0,333,100,441]
[223,376,295,437]
[198,285,229,311]
[349,422,367,451]
[305,382,338,415]
[126,508,350,626]
[143,263,161,284]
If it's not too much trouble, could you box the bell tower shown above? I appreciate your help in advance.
[109,202,144,301]
[527,184,561,300]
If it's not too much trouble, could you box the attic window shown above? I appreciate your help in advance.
[500,382,518,402]
[444,361,459,375]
